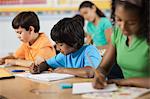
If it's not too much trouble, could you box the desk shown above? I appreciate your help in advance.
[0,66,149,99]
[0,66,92,99]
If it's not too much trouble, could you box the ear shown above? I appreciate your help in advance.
[29,26,35,34]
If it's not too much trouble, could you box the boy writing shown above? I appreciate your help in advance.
[0,11,56,67]
[30,15,102,78]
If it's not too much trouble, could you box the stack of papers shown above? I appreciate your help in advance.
[15,73,74,81]
[72,82,118,94]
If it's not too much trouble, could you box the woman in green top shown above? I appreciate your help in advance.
[79,1,112,50]
[93,0,150,88]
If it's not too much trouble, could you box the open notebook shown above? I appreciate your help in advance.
[0,68,15,79]
[15,72,74,81]
[72,82,118,94]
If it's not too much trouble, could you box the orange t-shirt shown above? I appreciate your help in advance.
[15,33,56,61]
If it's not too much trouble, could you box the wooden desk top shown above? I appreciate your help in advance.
[0,66,149,99]
[0,66,92,99]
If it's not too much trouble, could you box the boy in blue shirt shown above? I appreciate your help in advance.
[30,15,102,78]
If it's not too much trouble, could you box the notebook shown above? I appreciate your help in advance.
[15,72,74,81]
[0,68,15,79]
[72,82,118,94]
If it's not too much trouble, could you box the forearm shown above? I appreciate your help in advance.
[5,59,33,67]
[127,78,150,88]
[97,44,116,76]
[15,59,33,67]
[63,68,94,78]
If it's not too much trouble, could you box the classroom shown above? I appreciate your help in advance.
[0,0,149,99]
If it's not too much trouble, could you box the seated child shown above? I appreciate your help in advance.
[0,11,56,67]
[30,15,102,78]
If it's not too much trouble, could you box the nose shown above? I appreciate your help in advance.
[16,33,21,39]
[56,45,60,51]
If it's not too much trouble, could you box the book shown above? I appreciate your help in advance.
[0,68,15,79]
[15,72,74,81]
[72,82,118,94]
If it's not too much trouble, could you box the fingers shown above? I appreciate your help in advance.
[92,69,107,89]
[30,63,40,74]
[48,68,53,72]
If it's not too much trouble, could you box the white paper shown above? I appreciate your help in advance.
[72,82,118,94]
[15,73,74,81]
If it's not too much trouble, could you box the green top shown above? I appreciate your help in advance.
[111,26,150,78]
[86,17,112,46]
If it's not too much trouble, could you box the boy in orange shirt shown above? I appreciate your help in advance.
[0,11,56,67]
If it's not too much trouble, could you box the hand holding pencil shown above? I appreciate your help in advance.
[29,57,44,74]
[30,63,41,74]
[29,56,51,74]
[92,68,107,89]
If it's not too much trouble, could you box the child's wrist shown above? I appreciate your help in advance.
[97,67,106,77]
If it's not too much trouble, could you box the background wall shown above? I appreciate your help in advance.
[0,0,111,57]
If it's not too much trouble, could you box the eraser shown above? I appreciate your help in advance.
[59,83,72,89]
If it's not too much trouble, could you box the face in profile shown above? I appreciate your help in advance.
[14,26,34,43]
[55,43,77,55]
[80,6,97,22]
[115,5,140,36]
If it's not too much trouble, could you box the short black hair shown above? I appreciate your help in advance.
[51,17,85,49]
[72,14,85,27]
[12,11,40,33]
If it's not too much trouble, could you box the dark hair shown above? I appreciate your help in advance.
[111,0,150,44]
[51,17,85,49]
[79,1,105,17]
[12,11,40,33]
[72,14,85,27]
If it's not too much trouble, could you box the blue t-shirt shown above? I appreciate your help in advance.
[46,45,102,69]
[87,17,112,46]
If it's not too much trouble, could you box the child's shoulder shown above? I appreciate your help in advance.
[83,45,98,51]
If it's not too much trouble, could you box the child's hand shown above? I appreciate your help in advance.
[0,58,5,65]
[107,79,130,86]
[5,59,16,65]
[53,68,67,73]
[92,69,107,89]
[29,63,40,74]
[48,68,53,72]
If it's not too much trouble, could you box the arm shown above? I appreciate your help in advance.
[96,28,112,50]
[54,66,94,78]
[93,43,116,89]
[0,53,16,65]
[108,78,150,88]
[5,59,33,67]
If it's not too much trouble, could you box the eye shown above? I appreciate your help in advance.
[60,44,63,46]
[127,21,137,25]
[16,32,22,34]
[115,17,122,22]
